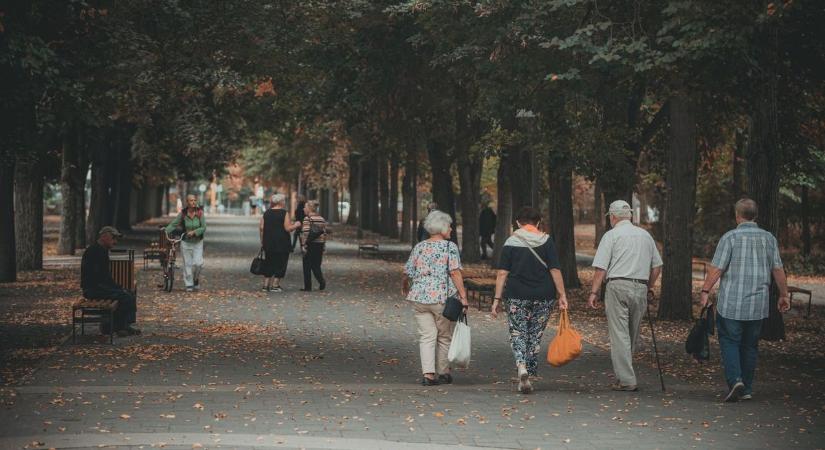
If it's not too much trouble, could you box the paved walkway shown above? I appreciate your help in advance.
[1,217,823,449]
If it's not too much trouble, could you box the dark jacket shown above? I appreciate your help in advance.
[479,207,497,235]
[81,242,118,293]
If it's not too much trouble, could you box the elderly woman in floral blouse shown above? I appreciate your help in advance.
[402,210,469,386]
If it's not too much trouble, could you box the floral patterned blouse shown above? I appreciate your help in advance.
[404,239,462,304]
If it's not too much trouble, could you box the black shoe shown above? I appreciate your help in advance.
[438,374,453,384]
[724,380,745,402]
[318,281,326,291]
[300,288,312,292]
[125,326,142,336]
[421,377,440,386]
[116,329,130,337]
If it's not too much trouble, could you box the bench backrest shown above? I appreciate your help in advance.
[109,249,136,294]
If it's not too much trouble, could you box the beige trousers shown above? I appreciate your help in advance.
[413,302,456,375]
[605,279,647,386]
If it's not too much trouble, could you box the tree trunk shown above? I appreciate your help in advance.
[14,157,44,270]
[427,140,455,218]
[0,155,16,282]
[457,151,483,263]
[747,66,784,340]
[368,157,380,232]
[548,162,580,289]
[378,154,390,235]
[801,186,810,256]
[509,148,532,212]
[493,152,514,266]
[75,151,88,249]
[114,131,133,231]
[594,179,605,248]
[59,124,78,254]
[388,156,399,238]
[86,131,116,242]
[401,146,416,242]
[347,154,360,226]
[659,94,698,321]
[427,140,458,244]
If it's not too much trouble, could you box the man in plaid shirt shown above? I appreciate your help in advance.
[700,198,791,402]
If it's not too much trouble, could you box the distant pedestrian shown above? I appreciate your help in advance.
[259,194,301,292]
[417,202,438,243]
[587,200,662,392]
[479,202,496,259]
[700,198,790,402]
[81,226,140,337]
[491,206,568,394]
[300,201,327,291]
[403,210,469,386]
[292,195,307,252]
[165,194,206,292]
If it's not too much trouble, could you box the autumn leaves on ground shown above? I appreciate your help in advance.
[0,216,823,449]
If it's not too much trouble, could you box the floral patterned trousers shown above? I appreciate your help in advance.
[506,298,554,376]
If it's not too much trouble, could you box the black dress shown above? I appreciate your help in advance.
[262,208,291,277]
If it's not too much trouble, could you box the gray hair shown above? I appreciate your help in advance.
[735,198,758,220]
[423,210,452,236]
[270,193,286,206]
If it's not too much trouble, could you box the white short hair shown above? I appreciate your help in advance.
[271,193,286,205]
[423,210,452,236]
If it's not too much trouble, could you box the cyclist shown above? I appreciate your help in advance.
[165,194,206,292]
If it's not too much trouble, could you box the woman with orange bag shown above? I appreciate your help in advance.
[492,206,569,394]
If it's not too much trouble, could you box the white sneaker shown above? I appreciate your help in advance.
[517,365,532,394]
[741,393,752,400]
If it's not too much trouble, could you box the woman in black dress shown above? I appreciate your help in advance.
[259,194,301,292]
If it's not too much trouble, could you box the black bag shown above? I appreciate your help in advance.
[250,248,265,275]
[685,305,715,361]
[438,241,464,321]
[305,221,326,244]
[442,296,464,321]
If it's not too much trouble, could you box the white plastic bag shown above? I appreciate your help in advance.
[448,314,471,368]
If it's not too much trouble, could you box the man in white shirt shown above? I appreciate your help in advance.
[588,200,663,391]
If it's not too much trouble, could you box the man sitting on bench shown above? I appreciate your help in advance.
[81,226,141,337]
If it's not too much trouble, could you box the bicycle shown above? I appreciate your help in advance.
[160,229,184,292]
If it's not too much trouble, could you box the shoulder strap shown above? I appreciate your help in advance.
[513,234,548,269]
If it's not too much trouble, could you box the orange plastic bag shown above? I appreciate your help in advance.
[547,309,582,367]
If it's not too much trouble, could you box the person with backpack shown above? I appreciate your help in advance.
[165,194,206,292]
[300,200,327,292]
[491,206,568,394]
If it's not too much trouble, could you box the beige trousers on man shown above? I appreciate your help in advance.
[605,279,647,386]
[413,302,456,375]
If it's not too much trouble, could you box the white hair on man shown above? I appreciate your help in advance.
[423,210,452,236]
[271,193,286,205]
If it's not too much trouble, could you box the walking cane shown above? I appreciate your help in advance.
[646,292,666,392]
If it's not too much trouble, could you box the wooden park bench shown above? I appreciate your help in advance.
[142,227,170,268]
[72,249,136,344]
[692,257,712,279]
[789,285,814,318]
[358,241,380,258]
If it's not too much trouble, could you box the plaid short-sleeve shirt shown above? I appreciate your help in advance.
[711,222,783,321]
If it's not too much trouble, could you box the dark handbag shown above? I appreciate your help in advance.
[305,222,326,244]
[442,296,464,321]
[685,305,714,361]
[250,248,265,275]
[438,241,464,321]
